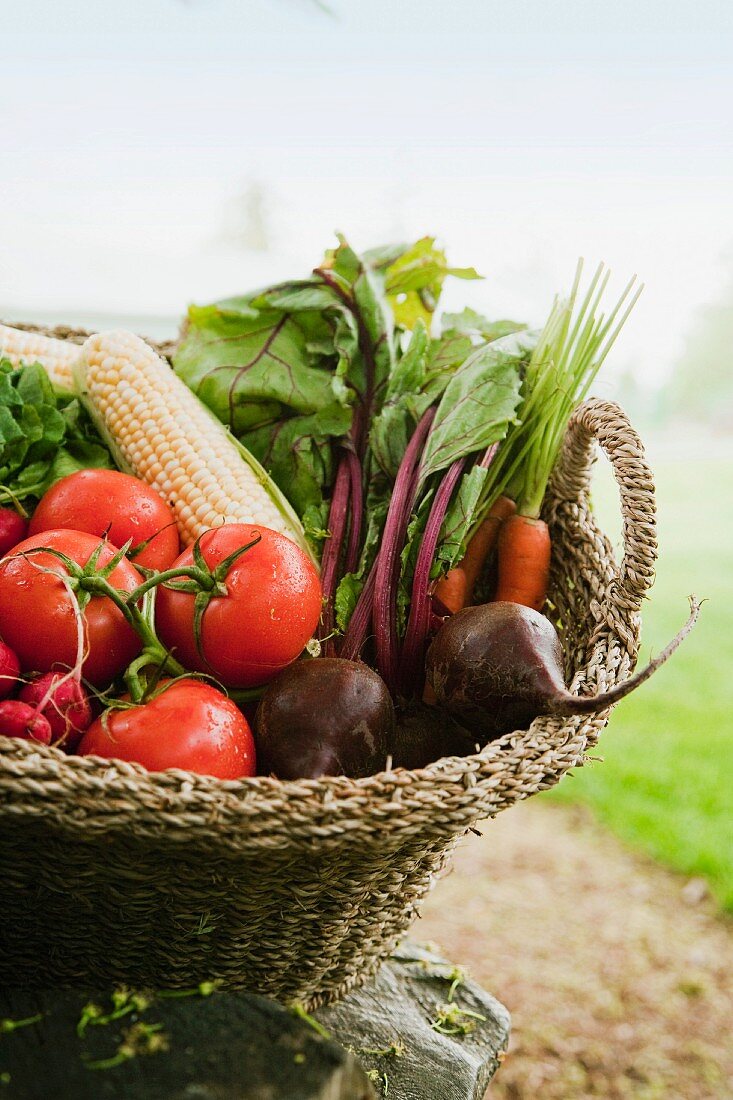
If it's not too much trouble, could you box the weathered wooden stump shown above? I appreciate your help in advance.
[0,943,509,1099]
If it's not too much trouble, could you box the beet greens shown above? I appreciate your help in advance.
[178,238,646,705]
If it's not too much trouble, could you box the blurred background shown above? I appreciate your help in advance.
[3,1,731,1095]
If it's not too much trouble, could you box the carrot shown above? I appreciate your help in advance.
[434,495,516,614]
[493,513,551,611]
[432,568,468,616]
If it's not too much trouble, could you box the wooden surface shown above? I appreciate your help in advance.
[0,943,510,1099]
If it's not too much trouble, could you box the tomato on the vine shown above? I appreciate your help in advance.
[155,524,322,689]
[29,469,180,571]
[0,529,143,687]
[78,678,256,779]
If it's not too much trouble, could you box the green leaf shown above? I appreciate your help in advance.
[43,442,112,488]
[242,403,352,516]
[301,501,331,547]
[419,331,533,481]
[250,281,341,314]
[174,256,385,525]
[0,359,112,506]
[15,362,56,406]
[424,331,475,401]
[384,237,482,329]
[441,308,527,344]
[334,572,361,632]
[435,465,489,571]
[175,303,348,434]
[328,235,396,403]
[369,321,433,477]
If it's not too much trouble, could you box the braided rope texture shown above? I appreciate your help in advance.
[0,329,658,1006]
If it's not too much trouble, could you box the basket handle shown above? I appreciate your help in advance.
[550,398,658,615]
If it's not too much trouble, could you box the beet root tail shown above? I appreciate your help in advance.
[549,596,702,717]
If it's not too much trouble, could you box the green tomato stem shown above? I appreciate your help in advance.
[126,566,212,604]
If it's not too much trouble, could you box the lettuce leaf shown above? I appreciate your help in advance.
[0,360,112,506]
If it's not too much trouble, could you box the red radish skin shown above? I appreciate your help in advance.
[0,700,53,744]
[0,508,28,557]
[19,673,92,748]
[0,640,21,700]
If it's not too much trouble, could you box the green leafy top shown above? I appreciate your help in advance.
[0,359,112,510]
[174,236,481,527]
[479,261,643,519]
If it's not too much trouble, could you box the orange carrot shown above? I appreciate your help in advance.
[432,568,468,615]
[460,495,517,595]
[434,495,516,614]
[493,513,551,611]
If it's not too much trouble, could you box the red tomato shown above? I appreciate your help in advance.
[0,529,143,687]
[155,524,322,689]
[0,507,28,557]
[29,469,180,571]
[78,678,256,779]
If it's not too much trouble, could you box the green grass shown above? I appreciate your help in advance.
[547,443,733,909]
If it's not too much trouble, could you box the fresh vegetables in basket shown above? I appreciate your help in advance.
[0,238,699,781]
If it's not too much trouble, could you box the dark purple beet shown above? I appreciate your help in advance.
[254,658,395,780]
[426,599,700,742]
[392,702,477,770]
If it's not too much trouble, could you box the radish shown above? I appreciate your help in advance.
[19,673,92,748]
[0,507,28,557]
[0,700,53,744]
[0,640,20,700]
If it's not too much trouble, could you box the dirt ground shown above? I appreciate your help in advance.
[419,801,733,1099]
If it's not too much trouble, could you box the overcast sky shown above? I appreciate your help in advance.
[2,0,732,389]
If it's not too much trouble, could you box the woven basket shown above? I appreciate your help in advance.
[0,325,657,1007]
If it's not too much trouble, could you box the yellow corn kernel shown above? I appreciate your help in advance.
[0,323,79,390]
[74,331,312,558]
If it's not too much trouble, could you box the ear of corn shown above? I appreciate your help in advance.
[0,323,79,390]
[74,331,314,560]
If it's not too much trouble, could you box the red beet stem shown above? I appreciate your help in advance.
[319,455,351,655]
[344,449,363,576]
[339,558,378,661]
[480,441,499,468]
[372,407,436,692]
[399,456,466,696]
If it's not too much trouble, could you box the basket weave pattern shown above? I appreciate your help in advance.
[0,333,657,1005]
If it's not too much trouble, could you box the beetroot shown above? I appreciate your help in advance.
[0,640,20,700]
[18,673,92,748]
[0,507,28,557]
[0,700,52,744]
[255,658,395,779]
[392,701,477,770]
[426,600,700,742]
